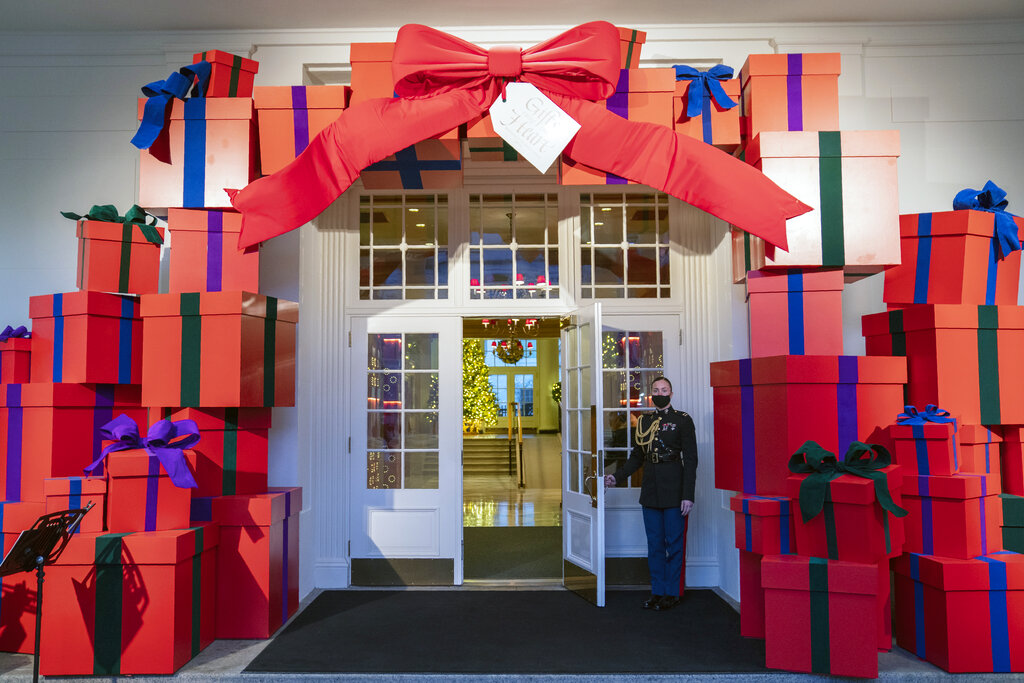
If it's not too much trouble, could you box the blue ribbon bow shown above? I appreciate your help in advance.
[953,180,1021,260]
[0,325,30,343]
[896,404,956,426]
[130,60,212,152]
[673,64,738,118]
[86,414,199,488]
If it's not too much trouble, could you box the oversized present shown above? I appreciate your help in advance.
[862,304,1024,426]
[746,268,844,357]
[730,494,794,555]
[672,64,740,151]
[762,554,879,678]
[137,96,257,209]
[39,525,218,675]
[170,407,271,496]
[0,383,145,502]
[0,325,31,384]
[349,42,395,104]
[901,471,1002,559]
[190,486,301,638]
[739,548,767,639]
[63,204,164,296]
[617,26,646,68]
[739,53,841,140]
[89,414,199,532]
[0,501,46,653]
[192,50,259,97]
[958,424,1001,487]
[166,209,259,293]
[787,441,908,563]
[254,85,350,175]
[734,130,901,274]
[361,139,463,190]
[141,291,298,407]
[711,354,907,495]
[999,426,1024,496]
[44,476,107,533]
[890,405,959,477]
[893,550,1024,673]
[560,68,676,185]
[28,291,142,385]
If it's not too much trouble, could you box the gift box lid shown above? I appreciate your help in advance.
[616,26,647,43]
[891,421,957,440]
[140,291,299,323]
[761,553,878,594]
[745,268,844,295]
[192,49,259,75]
[0,383,141,409]
[862,304,1024,336]
[903,471,997,499]
[615,68,675,94]
[729,493,793,517]
[787,464,903,507]
[709,355,907,387]
[0,501,47,533]
[135,96,254,122]
[192,487,301,526]
[0,337,31,351]
[106,448,197,480]
[166,208,244,235]
[740,53,841,82]
[1001,494,1024,527]
[746,130,900,164]
[56,525,218,566]
[995,425,1024,443]
[899,209,1023,238]
[893,550,1024,590]
[75,219,165,246]
[350,42,394,62]
[29,291,140,321]
[167,407,273,431]
[253,85,350,110]
[43,476,108,497]
[959,424,1001,445]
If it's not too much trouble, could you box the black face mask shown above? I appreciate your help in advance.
[651,395,671,409]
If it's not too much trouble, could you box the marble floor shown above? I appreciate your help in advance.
[463,474,561,527]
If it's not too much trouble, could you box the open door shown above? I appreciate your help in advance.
[560,302,605,605]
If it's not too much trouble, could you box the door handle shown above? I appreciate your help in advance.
[583,474,598,506]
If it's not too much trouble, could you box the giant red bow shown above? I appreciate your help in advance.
[229,22,810,249]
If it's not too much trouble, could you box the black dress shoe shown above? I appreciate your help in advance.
[643,594,663,609]
[654,595,681,611]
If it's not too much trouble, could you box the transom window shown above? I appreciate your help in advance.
[580,192,670,299]
[468,193,559,299]
[359,194,448,300]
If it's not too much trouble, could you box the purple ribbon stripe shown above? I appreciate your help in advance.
[291,87,310,157]
[837,357,859,452]
[207,211,224,292]
[604,70,630,184]
[5,384,23,501]
[786,54,804,131]
[145,454,161,531]
[281,489,291,625]
[739,359,756,493]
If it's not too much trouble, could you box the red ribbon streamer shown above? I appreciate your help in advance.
[228,21,810,249]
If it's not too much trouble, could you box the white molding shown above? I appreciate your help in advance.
[313,558,352,589]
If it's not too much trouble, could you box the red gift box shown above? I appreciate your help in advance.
[999,426,1024,496]
[883,210,1024,306]
[902,472,1003,559]
[75,220,164,296]
[739,548,767,639]
[673,74,741,152]
[167,209,259,294]
[0,337,30,384]
[710,355,907,495]
[746,268,844,356]
[39,525,218,675]
[253,85,350,175]
[862,305,1024,426]
[959,424,1002,487]
[616,26,646,68]
[0,501,46,653]
[141,291,298,408]
[43,476,107,533]
[891,419,960,477]
[730,494,795,555]
[739,53,841,140]
[170,407,271,496]
[190,487,301,638]
[106,448,195,532]
[0,383,145,503]
[192,50,259,98]
[762,554,879,678]
[893,550,1024,673]
[28,291,141,385]
[733,130,901,276]
[137,97,257,209]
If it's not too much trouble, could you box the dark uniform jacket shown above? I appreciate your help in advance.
[613,406,698,509]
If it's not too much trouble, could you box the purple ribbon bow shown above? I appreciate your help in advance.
[0,325,30,343]
[86,414,199,488]
[673,64,738,118]
[896,404,956,425]
[953,180,1021,260]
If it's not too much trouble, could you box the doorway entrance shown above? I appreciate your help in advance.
[461,316,563,582]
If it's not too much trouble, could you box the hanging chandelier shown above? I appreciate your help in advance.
[481,318,539,364]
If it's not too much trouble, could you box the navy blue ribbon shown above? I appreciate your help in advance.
[674,64,738,118]
[953,180,1021,260]
[131,61,212,152]
[0,325,30,343]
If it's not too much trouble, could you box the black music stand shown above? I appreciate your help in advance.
[0,503,92,683]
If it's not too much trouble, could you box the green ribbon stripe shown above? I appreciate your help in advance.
[223,408,239,495]
[808,557,831,674]
[229,55,242,97]
[94,532,132,675]
[743,231,752,274]
[887,309,906,356]
[118,223,133,293]
[191,526,204,657]
[977,305,1000,424]
[818,132,845,266]
[263,297,278,407]
[624,30,638,67]
[180,293,202,406]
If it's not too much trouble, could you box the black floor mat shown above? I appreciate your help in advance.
[463,526,561,580]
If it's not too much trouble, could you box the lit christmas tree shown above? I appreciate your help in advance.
[462,339,499,432]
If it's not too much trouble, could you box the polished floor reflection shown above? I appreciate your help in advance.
[463,474,561,527]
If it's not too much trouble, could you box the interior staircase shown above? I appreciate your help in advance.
[462,435,514,477]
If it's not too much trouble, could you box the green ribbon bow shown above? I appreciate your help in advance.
[61,204,164,246]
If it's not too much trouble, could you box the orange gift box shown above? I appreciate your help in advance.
[170,407,271,496]
[349,42,396,105]
[0,383,145,503]
[254,85,350,175]
[167,209,259,293]
[0,501,46,654]
[106,449,195,532]
[75,220,164,296]
[959,424,1002,487]
[733,130,901,276]
[901,472,1003,559]
[39,525,218,676]
[745,268,844,357]
[862,304,1024,426]
[0,337,30,384]
[617,26,646,68]
[740,53,841,140]
[43,476,107,533]
[673,76,741,151]
[29,291,142,385]
[361,138,463,190]
[192,49,259,97]
[137,96,257,209]
[140,291,298,408]
[190,486,300,638]
[883,210,1024,306]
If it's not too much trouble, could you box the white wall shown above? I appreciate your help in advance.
[2,19,1022,602]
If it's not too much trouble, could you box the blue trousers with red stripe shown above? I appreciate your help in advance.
[642,506,689,596]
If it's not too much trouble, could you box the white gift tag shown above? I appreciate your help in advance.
[489,82,581,174]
